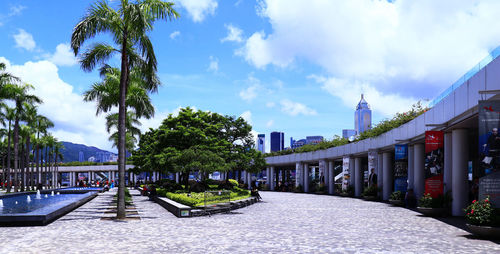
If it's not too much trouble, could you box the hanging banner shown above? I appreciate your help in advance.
[394,144,408,193]
[425,131,444,198]
[478,100,500,207]
[342,156,350,191]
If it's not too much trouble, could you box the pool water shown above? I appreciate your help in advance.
[0,192,93,215]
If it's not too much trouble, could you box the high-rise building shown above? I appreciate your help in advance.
[257,134,265,153]
[78,151,84,162]
[355,94,372,134]
[270,131,284,152]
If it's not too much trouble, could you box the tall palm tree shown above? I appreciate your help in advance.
[33,115,53,188]
[4,106,15,192]
[2,83,42,192]
[72,0,178,218]
[53,141,64,188]
[23,103,38,190]
[19,125,31,191]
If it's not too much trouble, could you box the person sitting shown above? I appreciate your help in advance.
[103,184,110,191]
[251,187,262,201]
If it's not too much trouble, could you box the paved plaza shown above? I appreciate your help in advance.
[0,190,498,253]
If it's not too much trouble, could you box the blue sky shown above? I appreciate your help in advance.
[2,0,500,152]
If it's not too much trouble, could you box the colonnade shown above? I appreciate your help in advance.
[265,129,470,216]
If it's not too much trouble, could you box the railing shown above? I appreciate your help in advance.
[429,46,500,108]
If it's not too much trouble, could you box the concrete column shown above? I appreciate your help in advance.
[349,157,355,188]
[175,172,180,183]
[377,153,383,194]
[303,163,309,192]
[452,129,468,216]
[414,143,425,199]
[270,166,275,191]
[444,132,453,193]
[355,157,362,197]
[295,162,303,188]
[328,161,334,194]
[319,160,327,186]
[69,172,73,186]
[242,170,247,185]
[88,171,91,183]
[382,152,392,200]
[266,167,270,186]
[408,145,415,190]
[324,161,329,187]
[247,172,252,190]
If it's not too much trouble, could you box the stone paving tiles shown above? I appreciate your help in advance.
[0,190,499,253]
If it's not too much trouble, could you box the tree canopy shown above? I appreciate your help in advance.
[132,107,266,187]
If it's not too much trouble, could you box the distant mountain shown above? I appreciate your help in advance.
[60,141,117,163]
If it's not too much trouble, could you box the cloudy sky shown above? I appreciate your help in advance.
[1,0,500,152]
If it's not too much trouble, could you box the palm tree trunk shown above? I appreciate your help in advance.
[20,143,24,192]
[7,121,11,192]
[13,115,19,192]
[36,137,40,186]
[117,29,129,220]
[26,137,31,191]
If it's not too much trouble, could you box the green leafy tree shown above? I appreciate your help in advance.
[72,0,179,219]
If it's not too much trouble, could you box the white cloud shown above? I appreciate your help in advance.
[266,120,274,128]
[207,56,219,72]
[221,24,243,43]
[239,0,500,100]
[311,75,417,117]
[265,102,275,108]
[13,29,36,51]
[176,0,217,23]
[46,43,77,67]
[0,57,112,151]
[280,99,317,116]
[240,110,252,125]
[10,5,26,16]
[170,31,180,39]
[239,84,258,102]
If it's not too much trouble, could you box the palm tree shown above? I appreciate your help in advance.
[106,111,142,151]
[53,141,64,188]
[33,115,53,188]
[19,125,31,191]
[0,62,20,89]
[23,103,38,190]
[4,106,15,192]
[72,0,178,216]
[2,83,42,192]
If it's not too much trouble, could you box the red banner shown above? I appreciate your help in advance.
[425,131,444,197]
[425,175,444,198]
[425,131,444,153]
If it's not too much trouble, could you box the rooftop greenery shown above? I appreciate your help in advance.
[264,101,427,157]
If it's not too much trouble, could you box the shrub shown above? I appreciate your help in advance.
[362,185,378,197]
[228,179,239,187]
[390,191,403,201]
[464,196,500,226]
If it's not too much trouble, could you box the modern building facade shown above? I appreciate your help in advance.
[291,138,306,149]
[270,131,284,152]
[355,94,372,134]
[306,136,324,145]
[257,134,265,153]
[264,45,500,216]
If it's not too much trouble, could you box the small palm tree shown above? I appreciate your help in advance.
[72,0,178,219]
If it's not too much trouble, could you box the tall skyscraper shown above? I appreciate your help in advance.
[270,131,284,152]
[257,134,265,153]
[78,151,84,162]
[355,94,372,134]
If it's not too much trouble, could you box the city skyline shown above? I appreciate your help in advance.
[2,1,500,152]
